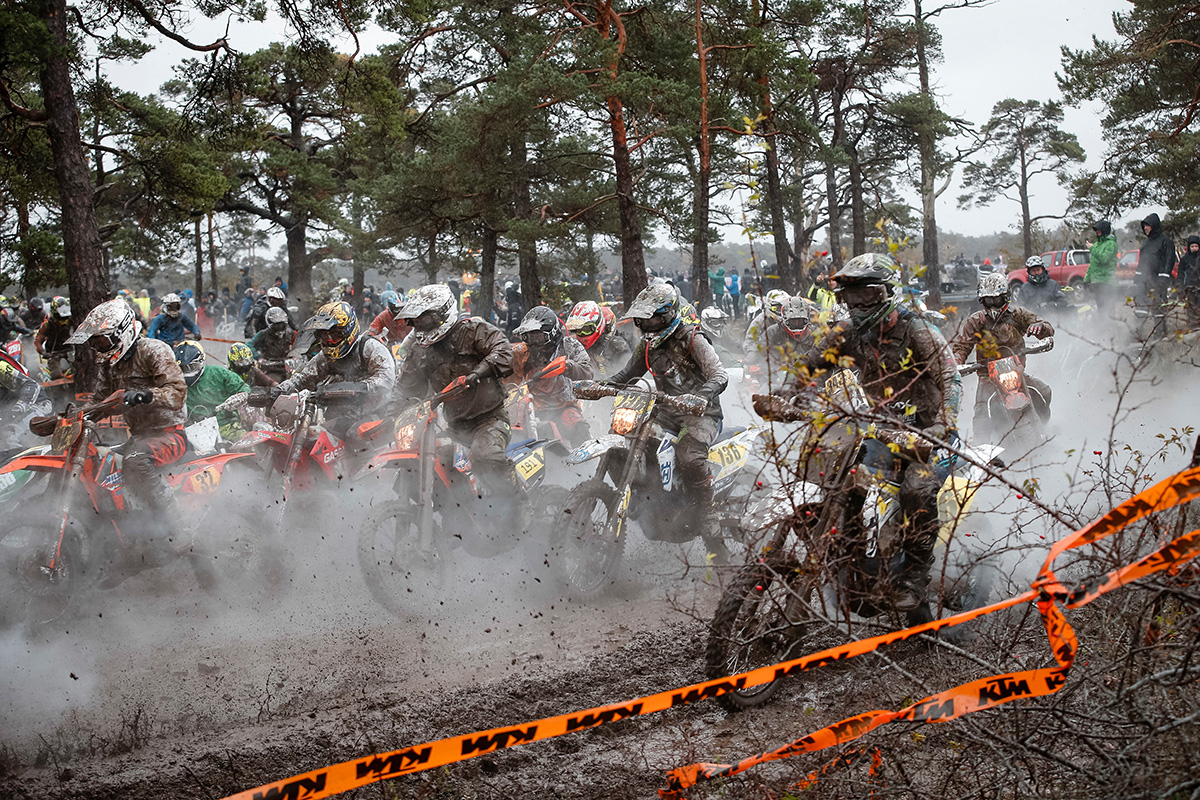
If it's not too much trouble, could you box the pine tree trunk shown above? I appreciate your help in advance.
[479,226,498,325]
[37,0,107,390]
[849,147,866,255]
[207,213,219,292]
[691,153,711,309]
[194,218,204,300]
[914,0,942,308]
[610,97,646,305]
[512,136,543,311]
[285,221,314,318]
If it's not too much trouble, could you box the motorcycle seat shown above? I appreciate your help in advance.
[507,437,538,452]
[713,425,746,444]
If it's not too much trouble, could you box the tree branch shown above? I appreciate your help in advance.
[124,0,232,53]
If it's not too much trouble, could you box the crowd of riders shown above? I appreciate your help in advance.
[5,210,1200,605]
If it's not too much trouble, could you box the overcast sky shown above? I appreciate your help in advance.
[103,0,1138,243]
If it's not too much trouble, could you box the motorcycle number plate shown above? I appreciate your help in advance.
[708,442,747,471]
[185,466,220,494]
[515,449,545,481]
[51,419,82,454]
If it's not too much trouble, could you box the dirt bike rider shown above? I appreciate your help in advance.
[147,293,202,346]
[244,286,295,338]
[0,358,50,446]
[752,295,820,386]
[0,300,33,351]
[65,299,193,573]
[780,254,962,611]
[35,296,75,379]
[248,307,295,382]
[565,300,630,376]
[509,306,595,446]
[174,342,249,441]
[603,284,729,558]
[367,291,412,345]
[952,272,1054,433]
[742,288,789,355]
[700,305,739,363]
[269,301,396,442]
[227,342,276,388]
[392,284,530,524]
[1018,256,1068,312]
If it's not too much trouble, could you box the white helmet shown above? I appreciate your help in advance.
[764,289,790,323]
[66,299,138,364]
[265,306,289,327]
[161,292,182,317]
[700,305,728,337]
[977,272,1010,321]
[266,286,286,303]
[397,284,457,345]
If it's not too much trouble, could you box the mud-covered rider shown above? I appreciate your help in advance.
[393,284,531,523]
[270,301,396,441]
[35,296,75,379]
[952,272,1054,435]
[367,291,412,345]
[244,286,296,338]
[565,301,630,376]
[147,293,201,346]
[742,288,789,357]
[248,306,295,382]
[510,306,595,446]
[782,254,962,611]
[1018,256,1068,312]
[0,359,50,446]
[66,299,192,553]
[227,342,276,388]
[604,284,729,557]
[753,295,819,388]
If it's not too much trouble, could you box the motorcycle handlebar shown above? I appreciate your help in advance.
[572,380,708,417]
[958,336,1055,375]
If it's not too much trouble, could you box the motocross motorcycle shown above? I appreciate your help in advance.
[356,378,572,615]
[234,383,386,530]
[549,379,765,597]
[704,371,1002,711]
[0,394,257,625]
[959,337,1053,446]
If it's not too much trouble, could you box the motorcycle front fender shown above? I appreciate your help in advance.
[354,447,419,480]
[566,434,627,465]
[741,481,825,534]
[0,452,67,475]
[168,452,256,494]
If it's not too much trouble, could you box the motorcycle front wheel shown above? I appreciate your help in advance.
[357,500,445,615]
[705,557,816,711]
[548,480,622,598]
[0,521,84,628]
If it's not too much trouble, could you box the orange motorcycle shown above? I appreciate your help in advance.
[0,393,256,625]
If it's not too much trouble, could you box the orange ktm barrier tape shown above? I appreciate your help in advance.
[40,377,74,387]
[220,466,1200,800]
[206,336,247,344]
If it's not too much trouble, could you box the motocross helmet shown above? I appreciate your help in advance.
[764,289,789,324]
[227,342,256,373]
[265,306,289,330]
[514,306,563,351]
[308,301,361,361]
[398,284,457,346]
[566,301,606,349]
[0,360,17,392]
[831,253,901,331]
[174,341,206,387]
[161,292,182,317]
[66,299,138,364]
[780,295,816,338]
[380,290,401,316]
[700,305,729,338]
[50,296,71,319]
[624,284,681,348]
[679,301,701,327]
[1025,255,1048,285]
[266,286,286,306]
[28,297,43,313]
[978,272,1010,321]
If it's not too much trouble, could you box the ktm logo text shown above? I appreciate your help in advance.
[252,774,326,800]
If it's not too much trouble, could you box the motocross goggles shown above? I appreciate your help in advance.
[410,310,444,333]
[89,332,121,353]
[522,330,552,347]
[783,317,811,335]
[316,329,343,346]
[569,320,599,337]
[835,283,888,311]
[164,301,182,315]
[980,296,1007,309]
[634,313,671,334]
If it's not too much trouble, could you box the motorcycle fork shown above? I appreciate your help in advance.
[280,403,317,502]
[606,418,654,540]
[49,424,92,568]
[416,411,438,553]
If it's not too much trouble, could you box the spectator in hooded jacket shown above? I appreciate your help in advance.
[1137,213,1177,305]
[1177,235,1200,287]
[1086,220,1119,317]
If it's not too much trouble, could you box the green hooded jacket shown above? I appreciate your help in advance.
[1087,234,1118,284]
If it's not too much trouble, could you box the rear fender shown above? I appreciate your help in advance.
[232,430,291,450]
